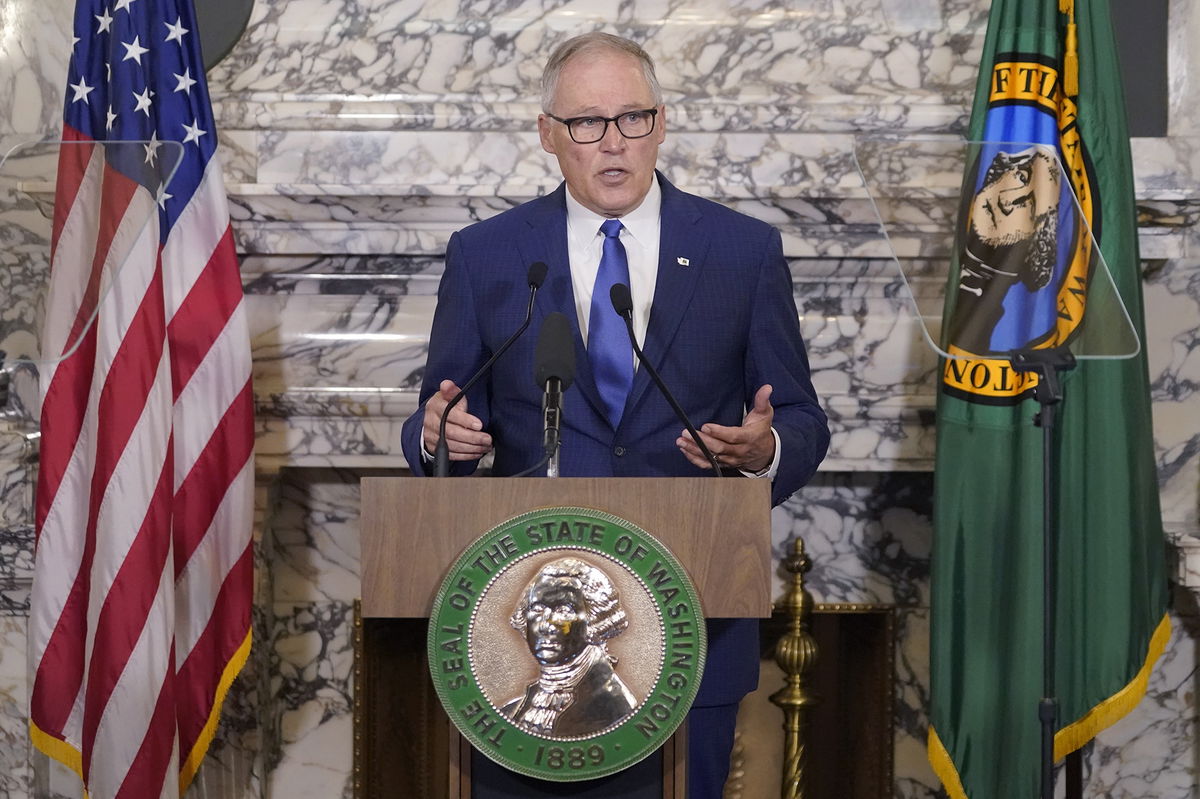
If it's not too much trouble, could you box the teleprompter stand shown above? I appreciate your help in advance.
[1010,347,1077,799]
[853,135,1141,799]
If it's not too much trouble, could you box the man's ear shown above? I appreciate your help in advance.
[655,104,667,144]
[538,115,556,155]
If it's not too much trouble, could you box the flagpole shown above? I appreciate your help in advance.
[1010,346,1076,799]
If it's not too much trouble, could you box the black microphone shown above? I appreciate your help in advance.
[433,261,548,476]
[609,283,722,476]
[533,312,576,463]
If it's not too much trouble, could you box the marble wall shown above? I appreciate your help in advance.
[0,0,1197,797]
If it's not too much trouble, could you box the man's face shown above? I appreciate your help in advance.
[969,150,1060,246]
[524,578,589,666]
[537,49,666,218]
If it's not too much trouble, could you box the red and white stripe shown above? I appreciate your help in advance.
[30,133,253,797]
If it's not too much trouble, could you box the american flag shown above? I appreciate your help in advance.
[29,0,254,796]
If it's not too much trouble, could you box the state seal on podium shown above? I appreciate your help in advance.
[428,507,706,781]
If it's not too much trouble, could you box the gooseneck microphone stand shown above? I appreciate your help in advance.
[1009,345,1077,799]
[433,262,547,476]
[609,283,723,476]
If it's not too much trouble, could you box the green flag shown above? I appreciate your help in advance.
[928,1,1170,797]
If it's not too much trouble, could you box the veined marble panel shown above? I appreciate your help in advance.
[204,0,987,130]
[1168,0,1200,137]
[225,129,1197,258]
[214,97,972,135]
[0,432,34,532]
[1145,257,1200,533]
[0,2,74,137]
[894,607,937,799]
[1135,137,1200,198]
[773,472,933,607]
[0,618,32,796]
[267,599,354,799]
[0,139,63,392]
[0,524,34,616]
[1133,136,1200,259]
[268,470,362,605]
[255,417,410,472]
[241,130,877,201]
[0,0,986,144]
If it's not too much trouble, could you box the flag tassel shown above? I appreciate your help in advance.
[1062,0,1080,96]
[1064,22,1080,96]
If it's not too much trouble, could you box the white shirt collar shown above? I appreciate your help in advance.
[564,175,663,247]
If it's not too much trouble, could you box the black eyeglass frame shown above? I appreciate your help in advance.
[546,108,660,144]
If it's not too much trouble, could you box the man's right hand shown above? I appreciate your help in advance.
[423,379,494,461]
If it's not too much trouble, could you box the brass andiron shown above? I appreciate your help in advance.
[770,537,818,799]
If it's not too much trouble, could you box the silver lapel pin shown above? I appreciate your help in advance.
[676,257,690,266]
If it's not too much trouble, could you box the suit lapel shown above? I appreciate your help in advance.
[624,175,711,418]
[520,185,609,422]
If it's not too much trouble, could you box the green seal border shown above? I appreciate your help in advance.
[427,506,707,782]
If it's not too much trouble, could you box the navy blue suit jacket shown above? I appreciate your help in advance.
[402,173,829,705]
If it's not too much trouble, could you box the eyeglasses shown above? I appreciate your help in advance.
[547,108,659,144]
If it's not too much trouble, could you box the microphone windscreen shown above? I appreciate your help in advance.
[527,261,548,289]
[533,312,576,390]
[610,282,634,317]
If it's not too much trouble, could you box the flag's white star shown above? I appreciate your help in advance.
[106,105,118,131]
[182,119,206,145]
[95,8,113,34]
[173,67,197,95]
[121,35,149,65]
[156,185,173,209]
[69,76,95,105]
[132,86,153,115]
[144,131,162,165]
[164,17,188,44]
[113,0,136,12]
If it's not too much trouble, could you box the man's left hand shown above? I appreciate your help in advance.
[677,384,776,472]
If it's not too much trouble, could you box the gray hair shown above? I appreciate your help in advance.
[510,557,629,644]
[541,33,663,115]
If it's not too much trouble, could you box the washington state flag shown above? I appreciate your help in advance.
[928,0,1170,797]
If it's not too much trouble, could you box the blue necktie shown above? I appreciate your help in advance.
[588,219,634,429]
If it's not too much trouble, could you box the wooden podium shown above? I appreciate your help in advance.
[358,477,772,798]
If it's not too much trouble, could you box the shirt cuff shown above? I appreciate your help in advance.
[740,427,781,480]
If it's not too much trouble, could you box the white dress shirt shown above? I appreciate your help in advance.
[563,179,781,479]
[564,177,661,347]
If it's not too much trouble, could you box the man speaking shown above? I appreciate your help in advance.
[401,32,829,797]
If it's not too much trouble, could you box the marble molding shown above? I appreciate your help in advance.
[1168,0,1200,138]
[0,0,1197,797]
[200,0,988,133]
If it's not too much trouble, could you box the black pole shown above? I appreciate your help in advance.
[0,350,8,410]
[1037,395,1058,799]
[1009,346,1075,799]
[1065,749,1084,798]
